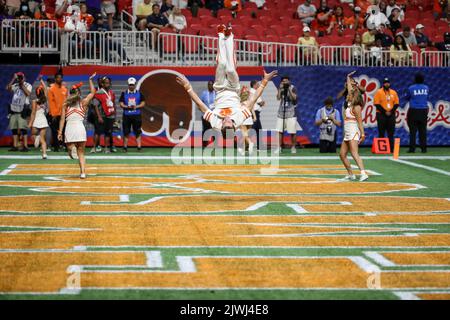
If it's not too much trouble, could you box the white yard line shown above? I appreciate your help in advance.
[391,159,450,176]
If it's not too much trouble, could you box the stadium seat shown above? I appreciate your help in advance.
[283,35,298,44]
[250,24,265,38]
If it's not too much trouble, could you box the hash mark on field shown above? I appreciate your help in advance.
[0,164,16,176]
[176,256,197,272]
[364,252,396,267]
[146,251,163,268]
[348,257,381,273]
[393,291,420,300]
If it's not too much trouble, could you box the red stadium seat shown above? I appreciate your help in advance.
[250,24,265,38]
[283,35,298,44]
[264,28,280,38]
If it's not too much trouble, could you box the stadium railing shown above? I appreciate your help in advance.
[1,19,59,56]
[121,10,136,32]
[421,50,450,67]
[56,30,447,68]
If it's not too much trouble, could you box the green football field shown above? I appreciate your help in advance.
[0,147,449,300]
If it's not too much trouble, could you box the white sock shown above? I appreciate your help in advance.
[361,170,367,175]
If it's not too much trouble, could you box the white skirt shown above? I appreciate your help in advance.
[33,109,48,129]
[242,117,254,126]
[343,122,361,141]
[65,120,86,143]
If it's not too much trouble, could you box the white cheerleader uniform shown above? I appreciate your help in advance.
[32,103,49,129]
[343,105,361,141]
[65,102,87,143]
[204,32,253,130]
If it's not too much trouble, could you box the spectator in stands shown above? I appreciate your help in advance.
[297,26,319,62]
[398,25,417,46]
[386,0,404,21]
[369,38,383,65]
[200,80,215,147]
[314,0,335,37]
[314,96,341,153]
[147,4,169,50]
[93,76,117,153]
[249,0,265,9]
[374,77,399,151]
[433,0,448,20]
[331,6,346,36]
[89,14,133,64]
[390,34,412,65]
[415,24,430,51]
[188,0,204,17]
[5,0,20,16]
[433,32,450,66]
[362,26,377,49]
[351,33,364,64]
[378,0,387,15]
[86,0,102,16]
[80,3,95,30]
[169,7,187,60]
[345,6,364,31]
[161,0,175,18]
[119,77,146,152]
[250,80,265,151]
[48,72,68,152]
[0,3,13,21]
[375,23,393,47]
[136,0,153,30]
[366,3,389,29]
[169,6,187,32]
[15,0,32,18]
[224,0,242,18]
[276,76,298,154]
[101,0,116,31]
[388,6,402,35]
[297,0,317,26]
[405,73,430,153]
[6,72,31,152]
[205,0,223,16]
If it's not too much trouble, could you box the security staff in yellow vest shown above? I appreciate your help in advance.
[374,77,399,150]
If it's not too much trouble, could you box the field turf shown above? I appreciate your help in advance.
[0,147,449,300]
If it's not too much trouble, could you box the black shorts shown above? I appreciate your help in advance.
[123,114,142,137]
[95,116,114,135]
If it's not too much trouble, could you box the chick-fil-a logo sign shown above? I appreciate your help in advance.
[354,75,450,132]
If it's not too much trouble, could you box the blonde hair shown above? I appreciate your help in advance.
[65,92,81,107]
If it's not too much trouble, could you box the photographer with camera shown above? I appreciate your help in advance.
[6,72,32,152]
[276,76,298,154]
[314,96,342,153]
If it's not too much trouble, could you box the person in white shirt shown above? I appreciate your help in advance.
[366,4,389,29]
[297,0,317,25]
[249,0,265,9]
[370,38,383,66]
[168,7,187,61]
[386,0,404,22]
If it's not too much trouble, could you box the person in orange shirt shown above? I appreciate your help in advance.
[224,0,242,18]
[48,72,68,151]
[79,3,94,30]
[345,6,365,31]
[374,77,399,151]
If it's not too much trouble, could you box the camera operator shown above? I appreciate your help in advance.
[276,76,298,154]
[314,96,342,153]
[6,72,32,151]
